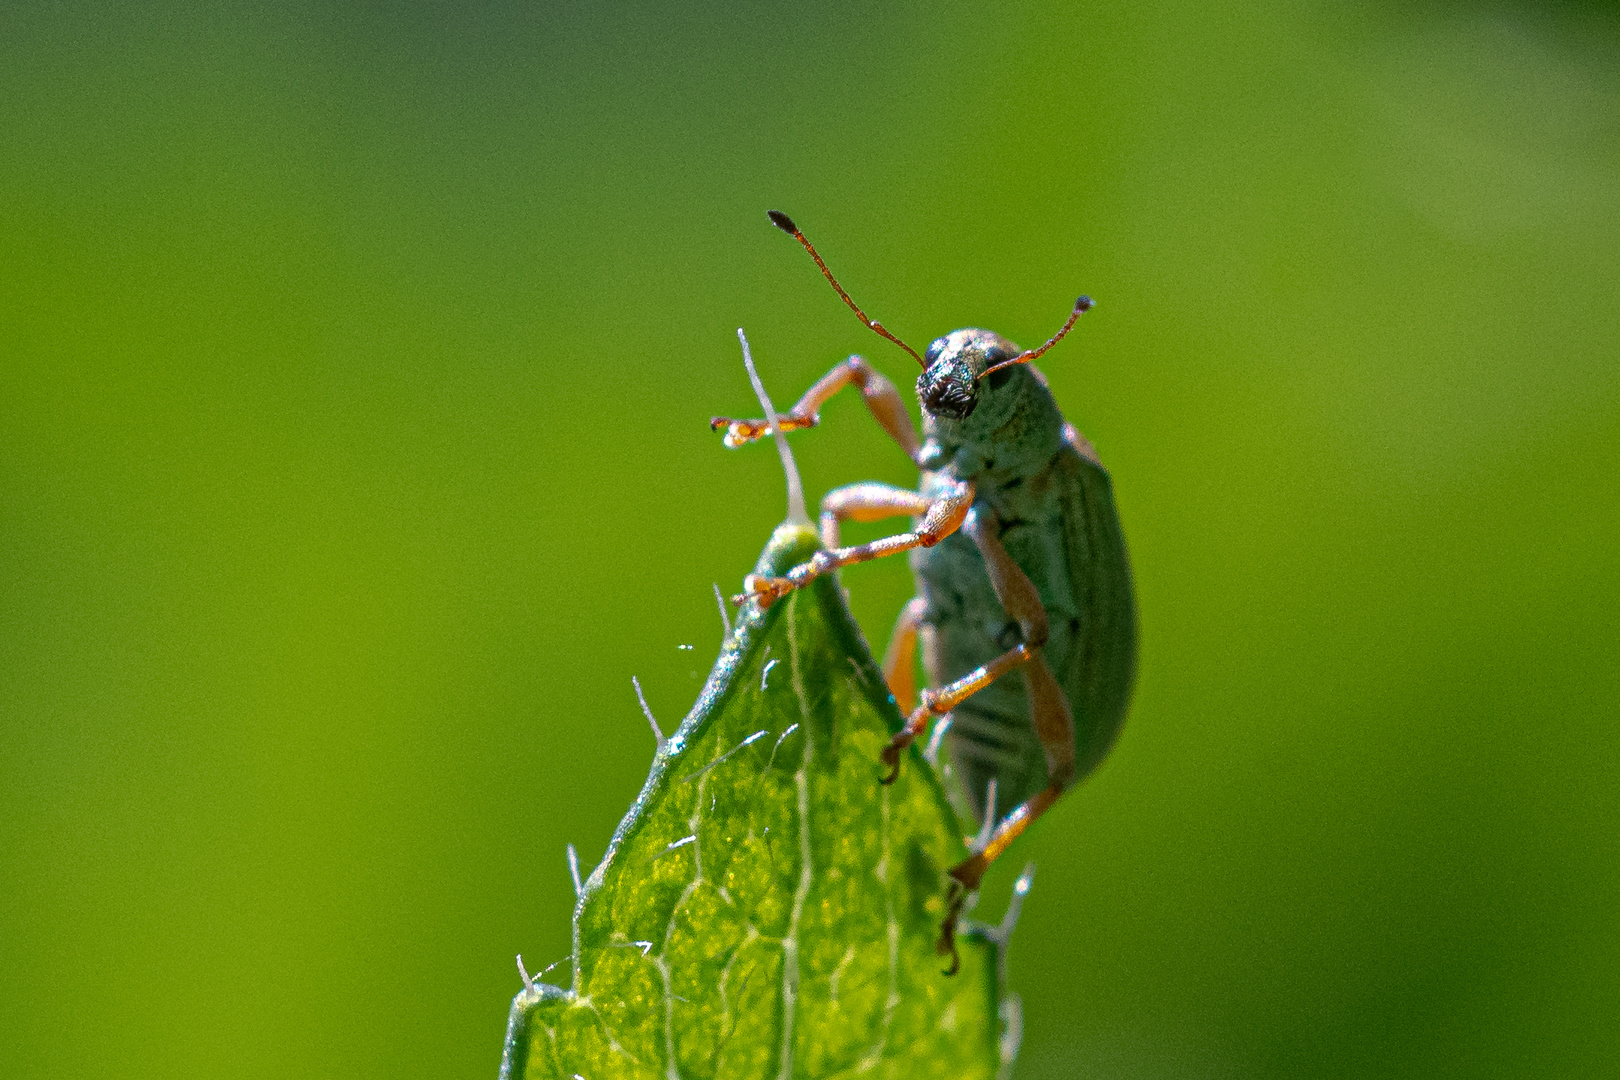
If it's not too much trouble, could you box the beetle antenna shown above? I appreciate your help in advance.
[978,295,1094,382]
[768,210,926,369]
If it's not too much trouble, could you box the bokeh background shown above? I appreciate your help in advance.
[4,1,1618,1076]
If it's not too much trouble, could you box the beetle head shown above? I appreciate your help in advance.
[917,329,1021,422]
[763,212,1093,425]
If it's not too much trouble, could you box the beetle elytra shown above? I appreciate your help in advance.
[711,211,1137,972]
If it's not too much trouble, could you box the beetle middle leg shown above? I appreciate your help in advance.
[879,505,1059,782]
[888,507,1079,972]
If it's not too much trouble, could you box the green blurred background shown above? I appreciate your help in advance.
[3,0,1618,1076]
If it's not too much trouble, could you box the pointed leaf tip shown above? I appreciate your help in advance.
[500,535,1012,1078]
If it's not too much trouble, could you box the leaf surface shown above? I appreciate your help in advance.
[500,524,1016,1080]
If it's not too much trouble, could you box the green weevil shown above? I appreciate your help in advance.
[711,210,1137,972]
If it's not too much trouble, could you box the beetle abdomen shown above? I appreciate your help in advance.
[1048,443,1137,782]
[910,442,1137,825]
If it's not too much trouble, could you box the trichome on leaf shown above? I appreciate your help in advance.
[500,524,1025,1080]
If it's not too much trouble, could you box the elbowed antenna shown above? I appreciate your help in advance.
[978,295,1094,382]
[767,210,926,369]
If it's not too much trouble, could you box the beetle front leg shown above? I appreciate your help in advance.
[711,355,921,462]
[817,483,932,710]
[818,482,931,549]
[739,480,974,607]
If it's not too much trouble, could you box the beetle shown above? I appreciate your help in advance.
[711,210,1137,972]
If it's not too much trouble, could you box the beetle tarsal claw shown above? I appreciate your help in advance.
[709,416,766,448]
[879,744,902,784]
[709,414,818,449]
[879,732,913,784]
[739,574,791,609]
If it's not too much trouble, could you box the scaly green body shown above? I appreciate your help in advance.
[911,330,1137,821]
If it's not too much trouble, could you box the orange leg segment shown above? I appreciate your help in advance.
[710,355,920,463]
[884,506,1082,974]
[880,643,1036,783]
[881,597,927,717]
[819,483,930,550]
[738,480,973,607]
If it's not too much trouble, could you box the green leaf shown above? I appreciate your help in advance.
[500,523,1021,1080]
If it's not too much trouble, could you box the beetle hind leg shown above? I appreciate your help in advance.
[934,651,1077,964]
[932,768,1072,978]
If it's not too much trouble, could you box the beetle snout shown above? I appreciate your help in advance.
[919,372,977,420]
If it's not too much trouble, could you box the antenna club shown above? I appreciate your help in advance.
[767,209,799,234]
[1075,295,1094,312]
